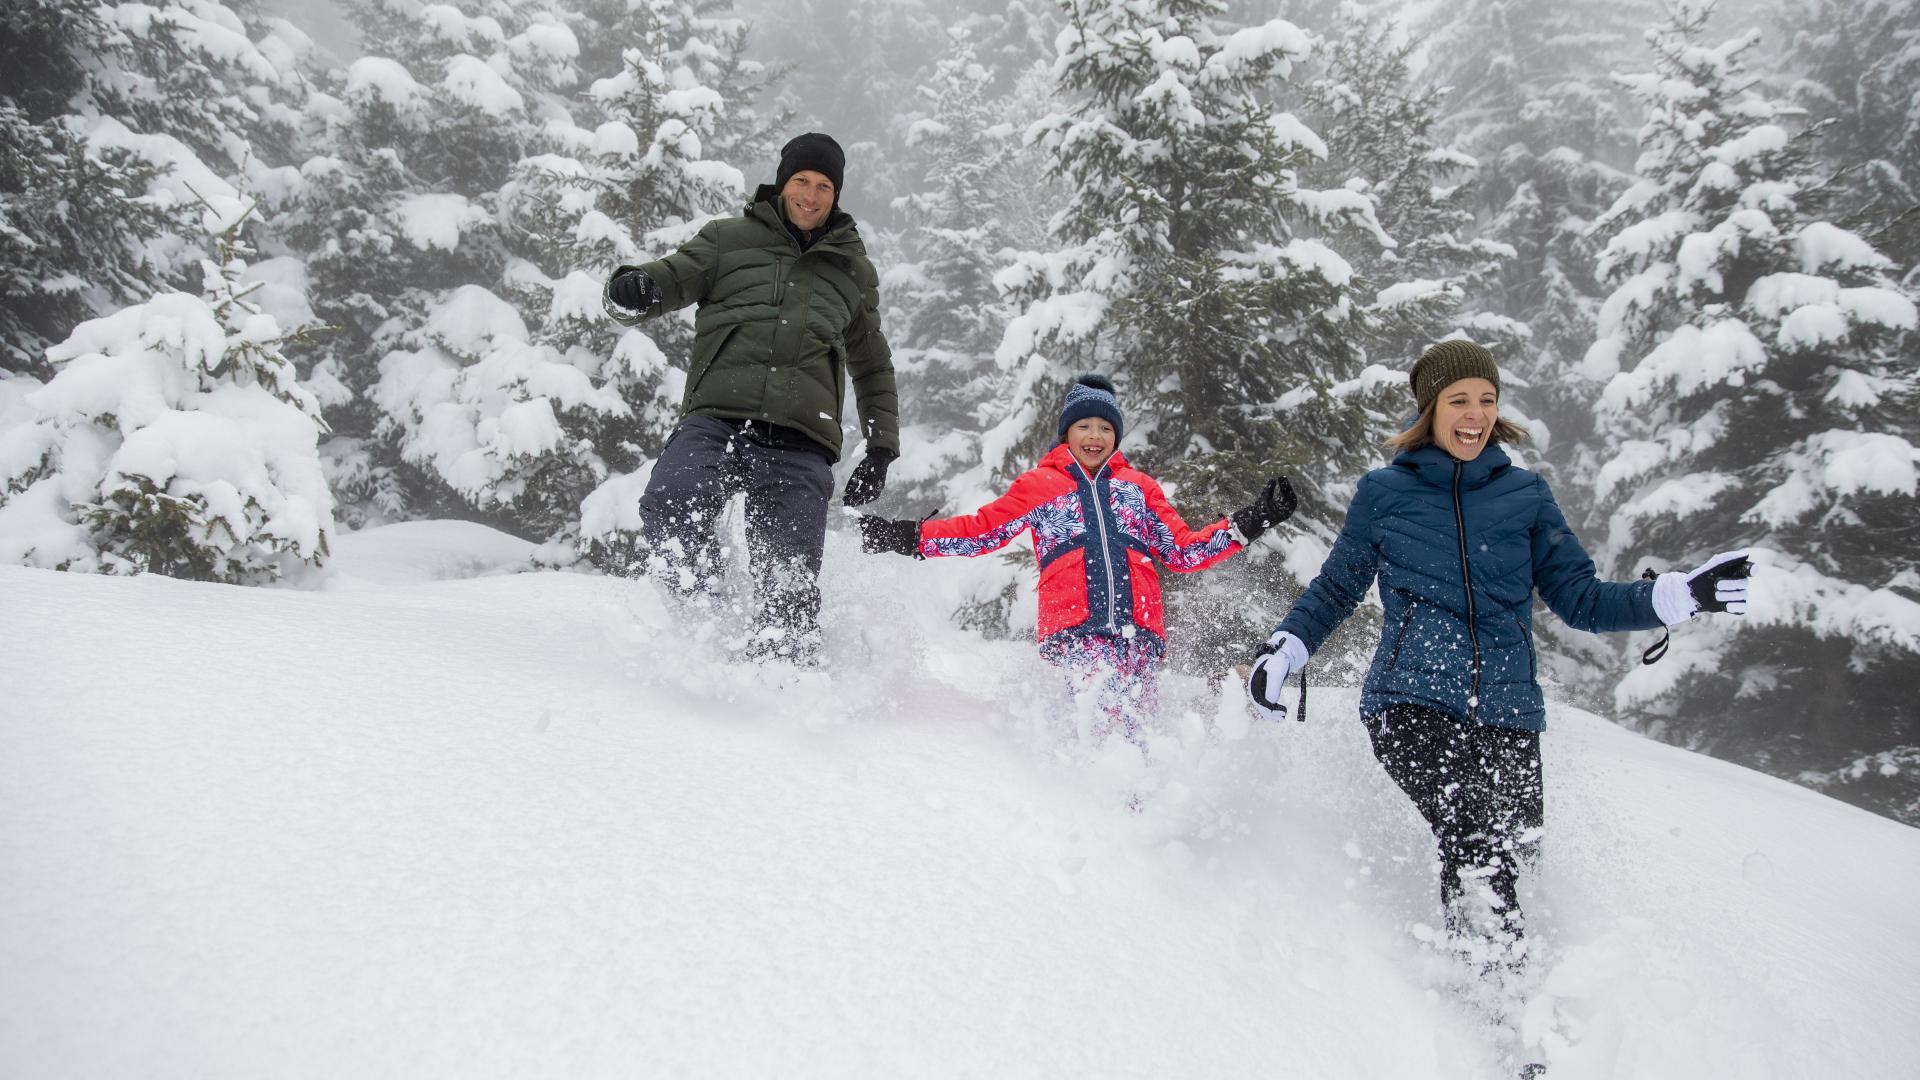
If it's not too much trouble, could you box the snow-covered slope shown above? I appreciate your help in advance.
[3,522,1916,1079]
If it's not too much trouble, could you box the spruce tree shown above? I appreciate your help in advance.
[1583,1,1920,821]
[1776,0,1920,277]
[281,0,578,528]
[884,32,1035,506]
[1300,16,1525,376]
[986,0,1397,666]
[1,0,300,377]
[1417,0,1654,480]
[0,200,334,582]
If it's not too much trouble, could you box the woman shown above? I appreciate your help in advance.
[1245,340,1749,954]
[860,374,1295,747]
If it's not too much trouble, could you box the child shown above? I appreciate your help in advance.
[857,374,1295,745]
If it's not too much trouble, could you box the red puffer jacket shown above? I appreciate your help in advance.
[918,444,1243,651]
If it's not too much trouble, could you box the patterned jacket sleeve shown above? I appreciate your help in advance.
[917,469,1051,559]
[1135,475,1242,572]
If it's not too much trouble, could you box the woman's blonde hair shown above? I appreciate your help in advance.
[1384,398,1530,454]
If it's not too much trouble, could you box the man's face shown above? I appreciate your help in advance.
[781,170,835,231]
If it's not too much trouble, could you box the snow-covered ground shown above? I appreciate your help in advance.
[3,521,1917,1079]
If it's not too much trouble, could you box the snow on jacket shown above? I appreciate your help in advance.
[606,185,898,462]
[1275,443,1661,732]
[919,444,1242,652]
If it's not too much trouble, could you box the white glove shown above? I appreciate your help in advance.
[1246,630,1309,721]
[1652,549,1752,625]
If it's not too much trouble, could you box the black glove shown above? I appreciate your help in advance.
[1229,475,1298,543]
[841,450,895,506]
[607,268,661,311]
[857,514,921,558]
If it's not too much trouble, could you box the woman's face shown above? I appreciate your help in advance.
[1065,417,1115,472]
[1433,377,1498,461]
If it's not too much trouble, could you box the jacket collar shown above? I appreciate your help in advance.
[1041,442,1128,479]
[1391,442,1510,489]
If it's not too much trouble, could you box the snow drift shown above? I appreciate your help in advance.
[2,521,1916,1079]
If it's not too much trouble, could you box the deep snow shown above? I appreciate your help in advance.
[2,521,1917,1079]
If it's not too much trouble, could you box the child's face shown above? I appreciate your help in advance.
[1065,417,1116,472]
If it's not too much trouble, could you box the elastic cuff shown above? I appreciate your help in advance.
[1265,630,1309,670]
[1651,572,1698,626]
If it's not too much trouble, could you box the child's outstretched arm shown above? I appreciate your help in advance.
[917,469,1057,558]
[857,469,1056,560]
[1134,474,1294,573]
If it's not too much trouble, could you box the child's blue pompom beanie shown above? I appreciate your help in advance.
[1058,374,1124,442]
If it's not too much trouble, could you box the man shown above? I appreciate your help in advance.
[603,132,899,665]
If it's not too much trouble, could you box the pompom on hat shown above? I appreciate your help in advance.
[1409,340,1500,412]
[1058,374,1124,442]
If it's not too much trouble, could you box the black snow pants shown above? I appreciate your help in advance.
[640,414,834,659]
[1366,703,1544,935]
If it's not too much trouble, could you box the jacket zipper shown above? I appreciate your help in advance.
[1078,461,1119,632]
[1388,595,1417,668]
[1452,460,1482,717]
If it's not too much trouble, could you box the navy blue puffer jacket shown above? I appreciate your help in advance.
[1275,444,1660,731]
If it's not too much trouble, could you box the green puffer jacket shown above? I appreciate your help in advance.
[605,186,899,462]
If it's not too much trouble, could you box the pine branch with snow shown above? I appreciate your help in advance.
[0,202,334,582]
[1579,0,1920,791]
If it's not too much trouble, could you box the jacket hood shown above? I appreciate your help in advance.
[1391,442,1511,489]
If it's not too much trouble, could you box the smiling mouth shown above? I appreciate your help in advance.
[1454,428,1484,446]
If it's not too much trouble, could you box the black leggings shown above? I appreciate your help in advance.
[1366,704,1544,932]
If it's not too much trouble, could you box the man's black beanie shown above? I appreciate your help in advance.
[776,132,845,197]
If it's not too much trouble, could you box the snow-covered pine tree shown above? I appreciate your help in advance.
[883,31,1037,508]
[280,0,585,530]
[1776,0,1920,280]
[950,0,1060,95]
[1583,1,1920,822]
[1417,0,1654,475]
[0,0,302,377]
[986,0,1397,666]
[0,198,334,582]
[1300,16,1525,383]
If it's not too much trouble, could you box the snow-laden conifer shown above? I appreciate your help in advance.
[978,0,1406,666]
[282,0,587,530]
[1582,1,1920,817]
[1417,0,1654,470]
[1776,0,1920,278]
[1299,16,1526,411]
[885,33,1054,507]
[0,0,305,377]
[993,1,1385,508]
[0,201,333,582]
